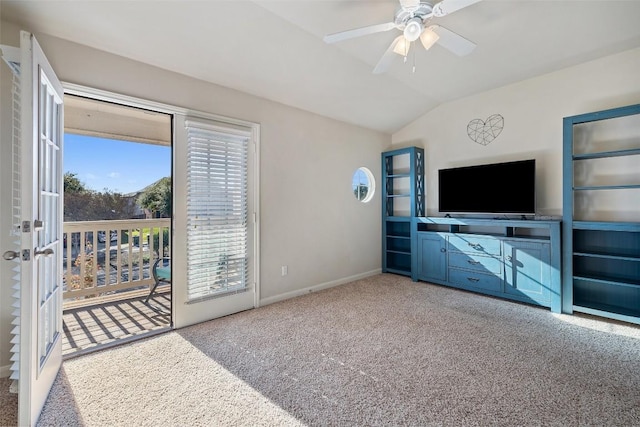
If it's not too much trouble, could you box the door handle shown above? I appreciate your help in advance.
[3,250,19,261]
[34,248,54,257]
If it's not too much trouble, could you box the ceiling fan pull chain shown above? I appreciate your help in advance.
[405,40,411,63]
[412,43,416,73]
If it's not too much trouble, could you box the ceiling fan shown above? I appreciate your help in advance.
[323,0,481,74]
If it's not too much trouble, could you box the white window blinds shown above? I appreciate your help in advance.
[185,120,249,301]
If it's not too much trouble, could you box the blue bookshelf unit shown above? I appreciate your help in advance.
[381,147,424,277]
[563,103,640,325]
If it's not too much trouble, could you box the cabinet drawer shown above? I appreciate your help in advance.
[448,268,502,292]
[447,234,501,256]
[448,252,502,274]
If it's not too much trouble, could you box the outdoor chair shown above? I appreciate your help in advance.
[146,257,171,304]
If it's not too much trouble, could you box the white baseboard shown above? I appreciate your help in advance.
[0,364,10,378]
[259,269,381,307]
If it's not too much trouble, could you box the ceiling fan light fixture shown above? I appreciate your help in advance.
[324,0,479,74]
[420,27,440,50]
[393,37,410,56]
[403,18,423,42]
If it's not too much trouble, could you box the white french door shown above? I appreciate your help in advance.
[172,115,258,328]
[12,31,64,426]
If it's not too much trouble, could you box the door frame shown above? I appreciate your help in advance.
[62,83,262,325]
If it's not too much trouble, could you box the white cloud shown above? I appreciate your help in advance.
[85,173,97,180]
[108,172,121,178]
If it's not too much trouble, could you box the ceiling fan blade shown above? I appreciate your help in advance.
[323,22,397,44]
[429,25,476,56]
[399,0,420,8]
[373,36,403,75]
[433,0,481,17]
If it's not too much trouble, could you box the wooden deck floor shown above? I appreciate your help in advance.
[63,291,171,357]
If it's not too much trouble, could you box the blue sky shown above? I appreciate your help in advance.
[64,134,171,194]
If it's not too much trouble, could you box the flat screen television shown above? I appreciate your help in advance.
[438,159,536,215]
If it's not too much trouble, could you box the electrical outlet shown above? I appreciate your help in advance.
[281,265,288,276]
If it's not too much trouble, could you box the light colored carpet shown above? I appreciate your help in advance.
[0,377,18,427]
[5,274,640,426]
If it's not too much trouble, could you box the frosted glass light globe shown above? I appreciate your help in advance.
[404,18,423,42]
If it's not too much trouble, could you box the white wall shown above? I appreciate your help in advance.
[0,16,18,378]
[393,47,640,217]
[0,21,388,371]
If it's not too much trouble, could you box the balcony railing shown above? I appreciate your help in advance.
[62,219,170,307]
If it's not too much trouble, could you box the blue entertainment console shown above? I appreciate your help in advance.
[413,217,562,313]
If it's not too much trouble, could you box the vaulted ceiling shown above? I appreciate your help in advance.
[3,1,640,133]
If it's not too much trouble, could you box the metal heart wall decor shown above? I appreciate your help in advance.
[467,114,504,146]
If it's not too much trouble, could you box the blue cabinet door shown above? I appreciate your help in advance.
[504,240,551,304]
[417,232,447,282]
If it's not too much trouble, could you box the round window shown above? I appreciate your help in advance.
[352,167,375,203]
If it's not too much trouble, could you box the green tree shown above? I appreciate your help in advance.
[64,172,87,193]
[63,172,137,221]
[138,177,171,218]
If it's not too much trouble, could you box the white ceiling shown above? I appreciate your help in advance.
[3,0,640,134]
[65,94,172,146]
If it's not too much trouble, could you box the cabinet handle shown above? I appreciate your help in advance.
[467,260,480,265]
[440,248,446,253]
[467,277,480,282]
[468,243,482,250]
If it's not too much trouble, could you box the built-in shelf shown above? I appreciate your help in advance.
[386,216,412,221]
[574,252,640,262]
[573,221,640,231]
[415,217,556,240]
[574,184,640,191]
[382,147,424,277]
[572,147,640,160]
[387,249,411,255]
[563,103,640,325]
[573,275,639,288]
[574,303,640,321]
